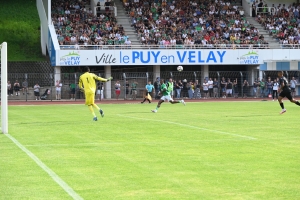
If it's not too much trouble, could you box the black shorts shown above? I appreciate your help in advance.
[291,88,295,92]
[34,91,40,96]
[279,90,293,101]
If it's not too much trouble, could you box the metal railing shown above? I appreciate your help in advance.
[59,43,300,50]
[60,44,277,50]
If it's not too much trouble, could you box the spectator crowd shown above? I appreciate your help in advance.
[50,0,272,49]
[50,0,300,49]
[126,0,269,48]
[51,0,132,47]
[253,1,300,48]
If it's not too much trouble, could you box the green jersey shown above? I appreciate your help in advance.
[167,82,173,93]
[161,83,170,96]
[131,82,137,90]
[260,81,265,89]
[70,83,76,89]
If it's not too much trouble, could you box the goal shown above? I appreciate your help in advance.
[1,42,8,134]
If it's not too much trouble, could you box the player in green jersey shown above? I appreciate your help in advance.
[151,78,185,113]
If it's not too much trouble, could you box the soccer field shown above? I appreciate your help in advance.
[1,101,300,199]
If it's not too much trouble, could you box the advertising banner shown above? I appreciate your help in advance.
[57,49,263,66]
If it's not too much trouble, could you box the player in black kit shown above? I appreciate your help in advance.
[277,71,300,114]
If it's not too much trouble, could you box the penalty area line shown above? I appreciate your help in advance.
[117,114,257,140]
[4,134,83,200]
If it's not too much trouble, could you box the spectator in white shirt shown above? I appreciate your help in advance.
[125,39,131,47]
[70,35,77,44]
[207,78,214,98]
[65,9,70,15]
[239,9,245,17]
[170,38,176,46]
[55,80,62,100]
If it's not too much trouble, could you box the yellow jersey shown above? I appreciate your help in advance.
[79,72,108,94]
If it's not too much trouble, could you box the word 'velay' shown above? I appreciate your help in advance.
[120,51,226,63]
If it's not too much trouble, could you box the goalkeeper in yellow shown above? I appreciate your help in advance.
[79,66,113,121]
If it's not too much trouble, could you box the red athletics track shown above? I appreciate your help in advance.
[6,98,271,106]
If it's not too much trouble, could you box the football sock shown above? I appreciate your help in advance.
[88,105,96,117]
[92,104,100,110]
[280,103,284,109]
[156,106,159,110]
[295,101,300,106]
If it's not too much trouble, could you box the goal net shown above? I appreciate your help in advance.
[1,42,8,134]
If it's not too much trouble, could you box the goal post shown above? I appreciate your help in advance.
[1,42,8,134]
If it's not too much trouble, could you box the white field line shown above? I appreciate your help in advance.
[117,114,257,140]
[4,134,83,200]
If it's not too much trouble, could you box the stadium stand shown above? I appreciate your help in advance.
[124,0,269,48]
[51,0,131,47]
[50,0,273,49]
[253,1,300,48]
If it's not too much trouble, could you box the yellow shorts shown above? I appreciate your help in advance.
[85,93,95,105]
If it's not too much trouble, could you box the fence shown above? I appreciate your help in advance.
[4,71,299,101]
[60,43,273,50]
[263,71,300,82]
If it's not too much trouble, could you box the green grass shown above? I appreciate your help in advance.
[1,101,300,199]
[0,0,45,61]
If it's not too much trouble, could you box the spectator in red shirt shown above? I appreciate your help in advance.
[204,33,210,41]
[64,35,71,45]
[277,31,285,40]
[179,9,184,16]
[284,11,289,17]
